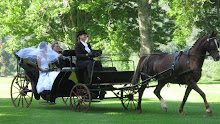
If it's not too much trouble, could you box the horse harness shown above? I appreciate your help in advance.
[139,49,203,85]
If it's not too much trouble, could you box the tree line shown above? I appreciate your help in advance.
[0,0,219,76]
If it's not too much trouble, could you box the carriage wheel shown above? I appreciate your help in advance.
[62,97,69,105]
[121,84,139,110]
[10,73,33,108]
[70,84,91,113]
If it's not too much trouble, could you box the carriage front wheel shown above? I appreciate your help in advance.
[70,84,91,113]
[10,73,33,108]
[121,85,139,110]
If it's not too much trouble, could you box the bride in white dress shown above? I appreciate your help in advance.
[16,41,60,94]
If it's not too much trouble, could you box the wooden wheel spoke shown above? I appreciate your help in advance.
[21,79,25,87]
[23,83,29,89]
[13,94,21,102]
[82,101,88,107]
[76,88,80,96]
[80,86,83,96]
[12,92,20,95]
[132,101,137,109]
[22,96,24,107]
[123,98,129,103]
[81,103,85,111]
[13,85,20,90]
[24,97,29,105]
[133,99,138,103]
[73,100,78,106]
[26,94,32,98]
[17,95,22,107]
[78,103,81,112]
[83,93,89,98]
[79,86,84,96]
[15,82,22,88]
[72,91,78,97]
[19,77,23,87]
[126,101,130,108]
[82,102,88,112]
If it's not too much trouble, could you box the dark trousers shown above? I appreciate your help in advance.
[76,60,102,83]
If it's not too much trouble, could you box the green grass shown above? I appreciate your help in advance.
[1,77,220,124]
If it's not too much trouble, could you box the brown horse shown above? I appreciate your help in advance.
[131,32,219,115]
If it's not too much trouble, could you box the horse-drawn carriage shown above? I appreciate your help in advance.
[11,32,219,115]
[11,49,140,112]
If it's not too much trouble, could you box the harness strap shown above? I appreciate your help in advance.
[171,51,183,76]
[177,68,202,76]
[186,49,190,69]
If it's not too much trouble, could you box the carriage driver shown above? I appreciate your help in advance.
[74,30,103,84]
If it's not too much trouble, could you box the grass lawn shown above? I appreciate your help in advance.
[1,77,220,124]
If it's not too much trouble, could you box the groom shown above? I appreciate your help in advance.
[51,41,63,70]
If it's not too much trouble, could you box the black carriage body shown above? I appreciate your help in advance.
[13,49,137,111]
[13,50,78,102]
[91,71,134,85]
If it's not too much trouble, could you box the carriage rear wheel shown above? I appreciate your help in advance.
[121,84,139,110]
[70,84,91,113]
[11,73,33,108]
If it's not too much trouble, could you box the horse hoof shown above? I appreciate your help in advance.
[137,109,142,114]
[206,109,212,116]
[162,107,167,112]
[178,110,185,115]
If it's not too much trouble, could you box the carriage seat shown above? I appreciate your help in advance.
[74,50,102,84]
[62,50,76,56]
[61,50,76,71]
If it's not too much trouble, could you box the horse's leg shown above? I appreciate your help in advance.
[178,86,192,115]
[137,84,147,113]
[192,83,212,116]
[153,81,167,112]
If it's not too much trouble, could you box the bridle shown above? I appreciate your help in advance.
[184,36,219,57]
[205,36,219,55]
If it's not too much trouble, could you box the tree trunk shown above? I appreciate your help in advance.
[71,1,78,45]
[217,0,220,22]
[137,0,153,55]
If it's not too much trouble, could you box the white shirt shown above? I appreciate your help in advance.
[80,41,91,53]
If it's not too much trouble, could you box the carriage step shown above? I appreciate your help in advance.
[85,100,100,102]
[39,101,56,105]
[91,100,101,102]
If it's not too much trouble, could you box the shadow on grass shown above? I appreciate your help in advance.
[1,98,220,124]
[198,80,220,84]
[1,98,220,116]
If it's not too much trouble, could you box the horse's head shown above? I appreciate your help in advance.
[204,32,219,61]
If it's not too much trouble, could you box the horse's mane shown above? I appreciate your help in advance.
[191,34,208,48]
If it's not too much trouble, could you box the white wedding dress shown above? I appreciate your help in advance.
[36,57,60,94]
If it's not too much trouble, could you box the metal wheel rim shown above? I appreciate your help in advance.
[70,84,91,113]
[10,73,33,108]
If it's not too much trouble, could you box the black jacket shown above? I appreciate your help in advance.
[75,41,92,63]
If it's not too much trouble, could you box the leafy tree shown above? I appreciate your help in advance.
[0,37,16,76]
[164,0,220,48]
[0,0,174,53]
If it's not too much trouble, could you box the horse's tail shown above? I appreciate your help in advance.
[131,56,148,85]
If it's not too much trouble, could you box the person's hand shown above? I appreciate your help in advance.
[59,53,63,59]
[94,52,101,57]
[88,52,93,57]
[43,68,49,72]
